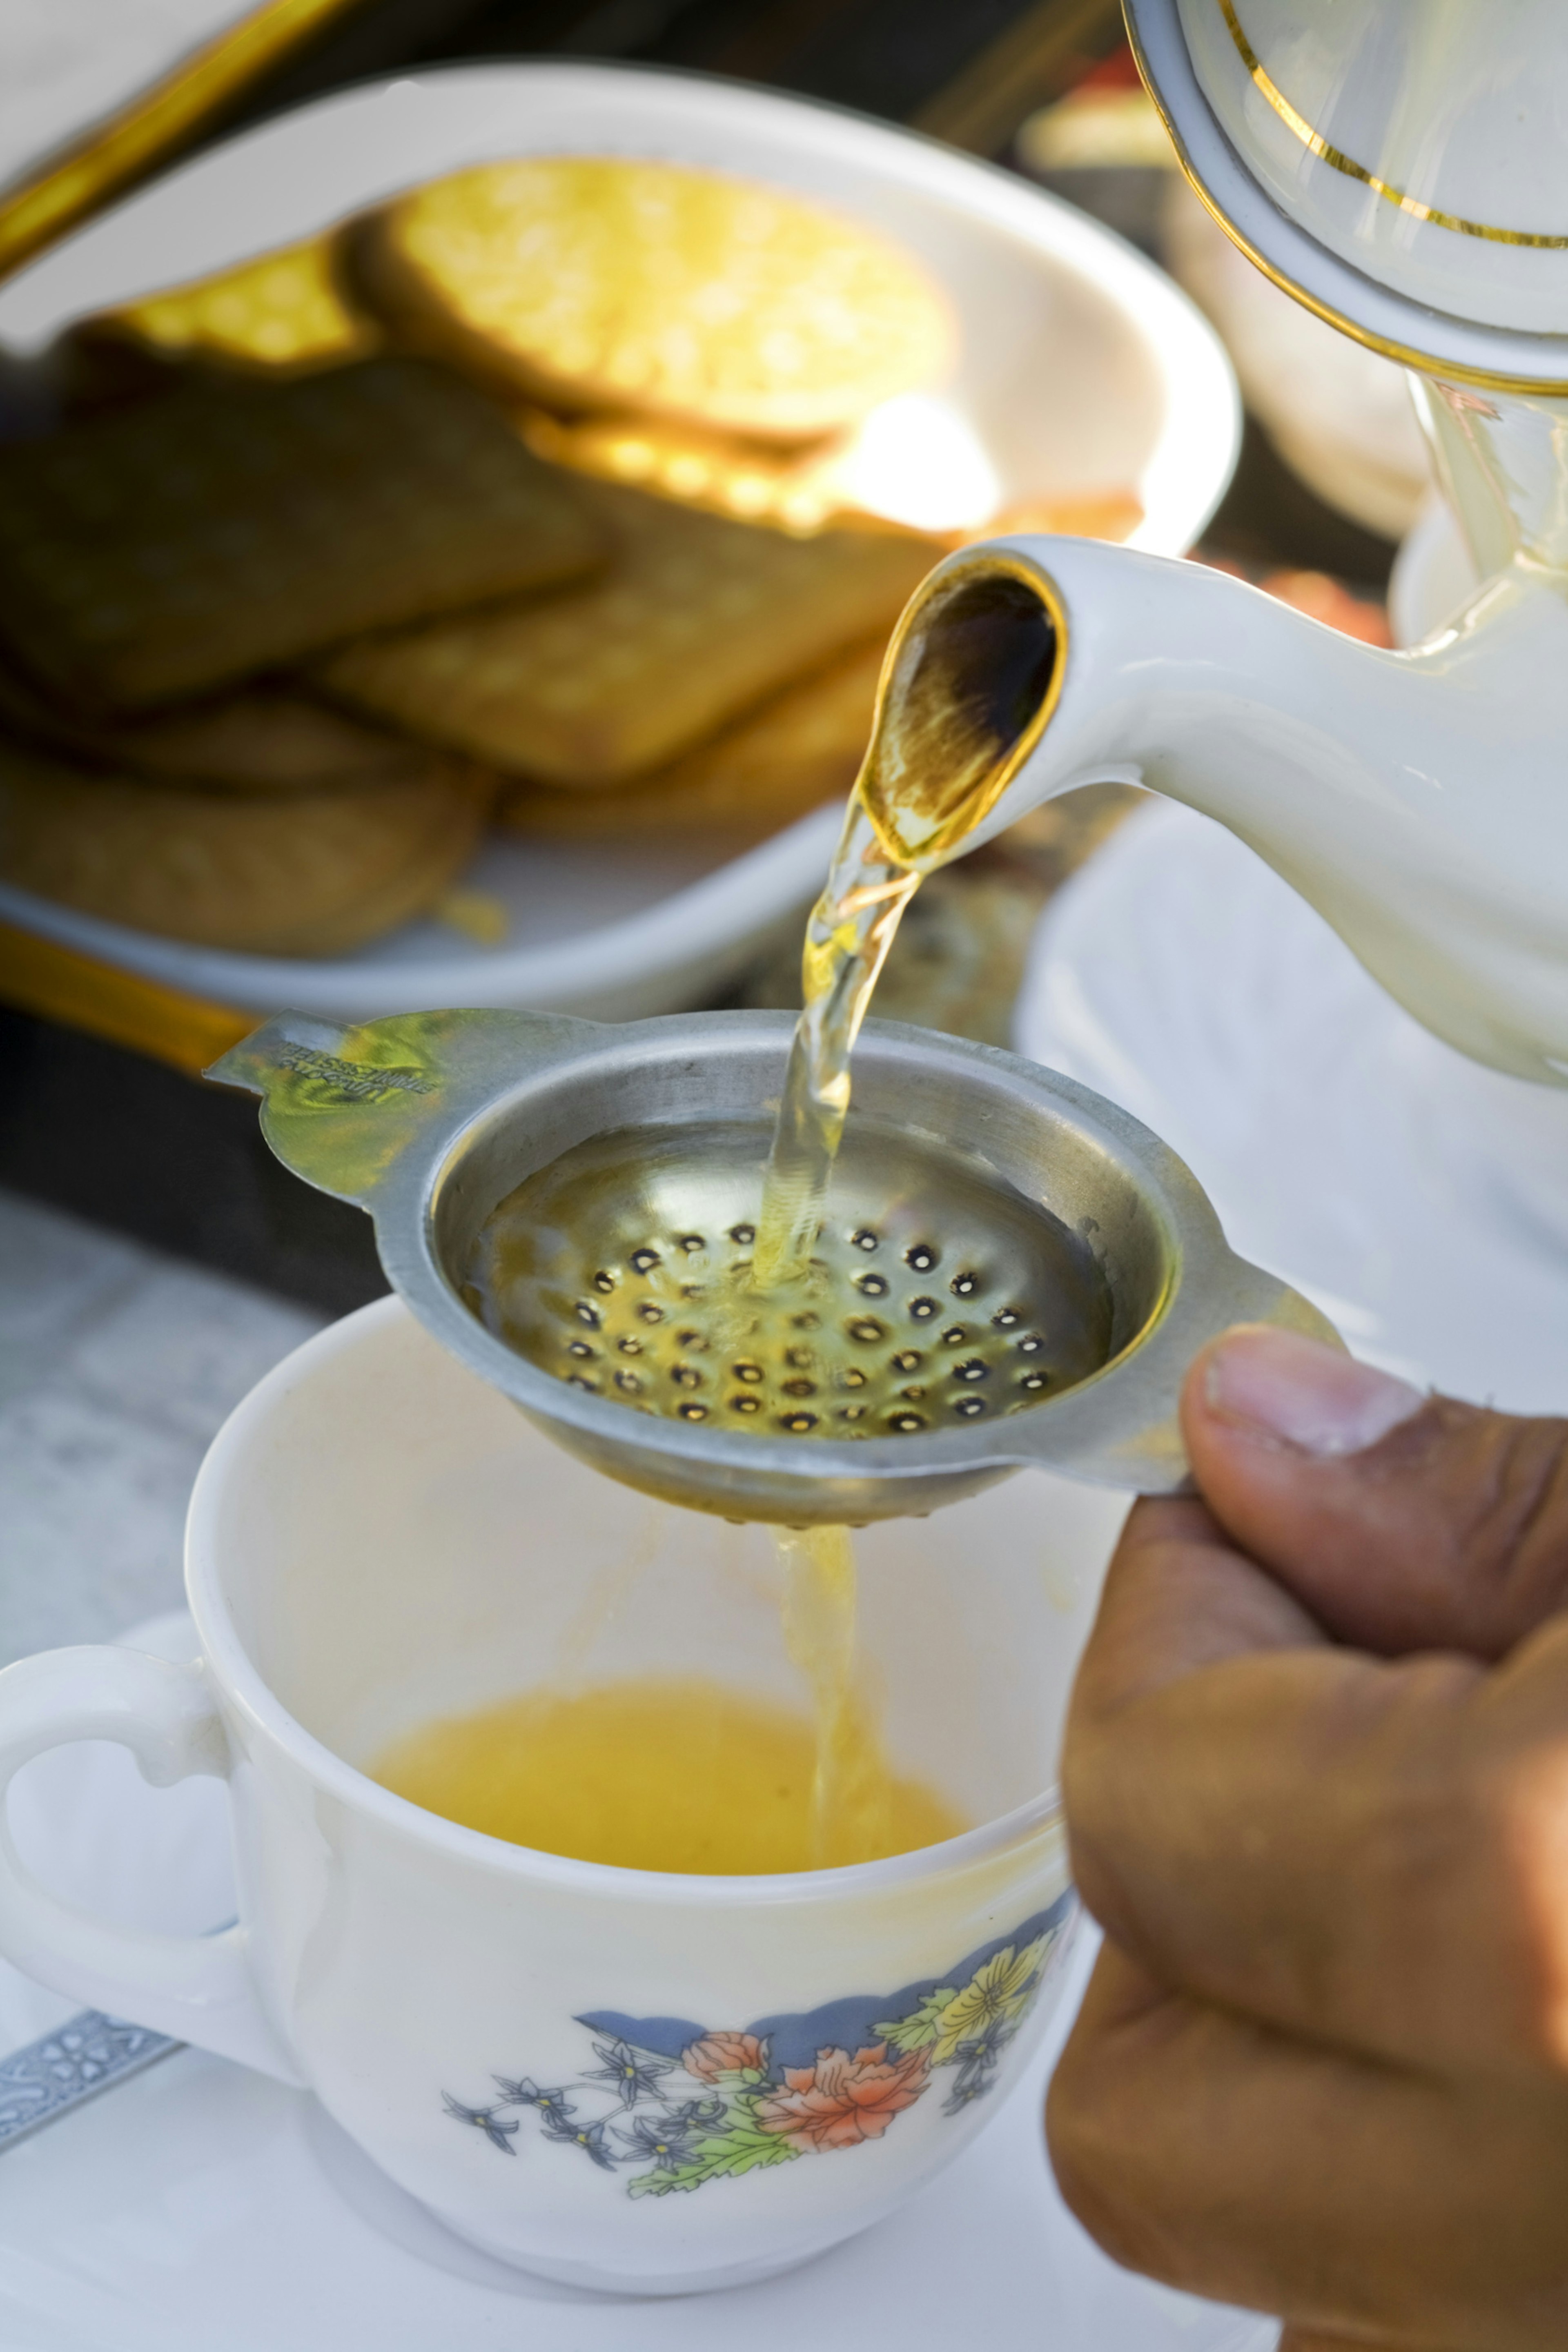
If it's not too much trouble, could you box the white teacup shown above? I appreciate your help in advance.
[0,1298,1123,2294]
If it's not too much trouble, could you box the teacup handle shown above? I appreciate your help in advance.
[0,1644,302,2085]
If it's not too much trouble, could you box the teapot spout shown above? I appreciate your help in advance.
[938,534,1568,1086]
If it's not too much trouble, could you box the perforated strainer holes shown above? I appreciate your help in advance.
[520,1229,1087,1439]
[462,1120,1116,1446]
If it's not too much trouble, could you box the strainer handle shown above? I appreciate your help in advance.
[206,1006,601,1206]
[1005,1257,1344,1494]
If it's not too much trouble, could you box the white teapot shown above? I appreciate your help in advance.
[898,0,1568,1087]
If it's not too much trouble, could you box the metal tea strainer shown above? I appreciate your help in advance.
[209,1006,1336,1524]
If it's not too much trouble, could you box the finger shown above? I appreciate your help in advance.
[1068,1492,1330,1706]
[1046,1942,1568,2351]
[1062,1505,1568,2077]
[1183,1327,1568,1658]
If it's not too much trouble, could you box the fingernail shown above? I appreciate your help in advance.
[1204,1327,1423,1457]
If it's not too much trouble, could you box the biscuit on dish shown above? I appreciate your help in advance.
[521,422,1147,549]
[499,638,884,839]
[315,478,933,788]
[62,234,379,396]
[345,158,952,443]
[0,357,605,710]
[0,735,492,955]
[517,405,884,535]
[0,652,445,795]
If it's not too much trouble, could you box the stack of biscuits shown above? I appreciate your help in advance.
[0,157,1128,959]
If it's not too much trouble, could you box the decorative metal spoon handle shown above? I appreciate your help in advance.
[0,1915,238,2151]
[0,2007,183,2151]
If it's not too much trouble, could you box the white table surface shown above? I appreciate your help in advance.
[0,1185,324,1667]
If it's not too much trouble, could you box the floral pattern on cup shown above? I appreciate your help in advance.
[442,1893,1072,2197]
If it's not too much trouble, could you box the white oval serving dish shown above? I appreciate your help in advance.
[0,62,1239,1022]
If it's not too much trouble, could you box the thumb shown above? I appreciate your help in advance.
[1182,1326,1568,1660]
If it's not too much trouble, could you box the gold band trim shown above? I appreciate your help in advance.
[1219,0,1568,249]
[0,0,369,284]
[1126,3,1568,390]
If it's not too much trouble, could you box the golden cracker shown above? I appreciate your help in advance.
[519,418,1147,546]
[347,159,953,443]
[0,736,493,956]
[517,406,891,536]
[315,478,934,788]
[0,357,605,710]
[65,234,379,385]
[0,651,443,795]
[499,639,884,840]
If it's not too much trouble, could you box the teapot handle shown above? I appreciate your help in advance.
[0,1644,302,2084]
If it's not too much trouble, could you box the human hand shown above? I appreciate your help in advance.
[1045,1326,1568,2351]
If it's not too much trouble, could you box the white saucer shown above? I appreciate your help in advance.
[0,60,1236,1025]
[0,1608,1275,2351]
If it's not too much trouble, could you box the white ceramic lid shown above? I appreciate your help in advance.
[1131,0,1568,388]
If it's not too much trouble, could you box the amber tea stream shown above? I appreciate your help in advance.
[462,560,1076,1446]
[751,564,1062,1291]
[450,562,1067,1872]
